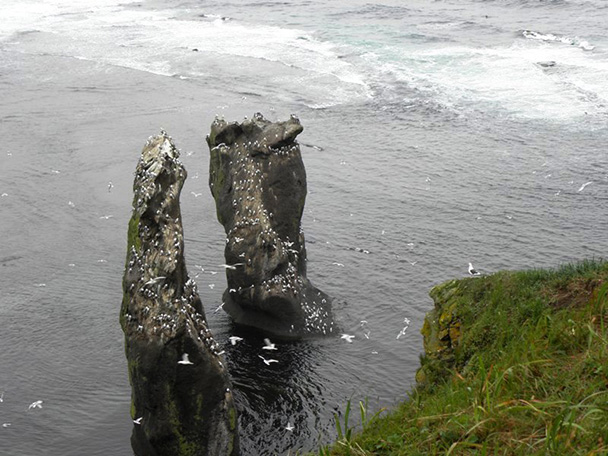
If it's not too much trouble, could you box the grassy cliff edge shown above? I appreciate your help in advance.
[318,260,608,455]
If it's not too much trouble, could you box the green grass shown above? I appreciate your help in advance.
[314,259,608,455]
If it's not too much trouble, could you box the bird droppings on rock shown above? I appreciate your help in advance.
[121,131,239,456]
[207,113,336,339]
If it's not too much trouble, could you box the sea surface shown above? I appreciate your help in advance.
[1,0,607,454]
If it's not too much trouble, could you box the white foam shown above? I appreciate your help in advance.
[374,40,608,121]
[0,1,370,108]
[522,30,595,51]
[0,0,140,41]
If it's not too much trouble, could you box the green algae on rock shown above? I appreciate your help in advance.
[207,113,336,339]
[121,131,239,456]
[416,279,463,385]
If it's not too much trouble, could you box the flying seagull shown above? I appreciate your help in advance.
[144,276,166,286]
[396,327,408,339]
[577,181,592,192]
[285,423,295,432]
[28,400,43,410]
[258,355,279,365]
[218,263,244,270]
[133,417,143,425]
[262,338,277,350]
[468,262,481,276]
[229,336,243,346]
[178,353,194,365]
[341,334,355,343]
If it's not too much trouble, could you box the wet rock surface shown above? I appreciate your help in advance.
[121,131,239,456]
[208,113,336,338]
[416,280,463,385]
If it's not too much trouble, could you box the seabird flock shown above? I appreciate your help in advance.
[0,396,44,428]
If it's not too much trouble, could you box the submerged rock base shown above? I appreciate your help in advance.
[121,131,239,456]
[208,113,336,338]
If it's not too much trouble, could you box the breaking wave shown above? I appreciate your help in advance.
[522,30,595,51]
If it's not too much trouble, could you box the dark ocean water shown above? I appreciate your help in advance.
[1,0,607,454]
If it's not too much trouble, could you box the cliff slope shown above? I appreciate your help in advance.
[319,260,608,455]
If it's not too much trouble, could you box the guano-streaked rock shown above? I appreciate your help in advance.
[120,131,239,456]
[208,113,336,338]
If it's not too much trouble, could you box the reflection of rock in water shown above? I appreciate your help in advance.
[120,131,239,456]
[208,113,336,338]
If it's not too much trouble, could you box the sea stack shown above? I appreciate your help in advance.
[207,113,336,338]
[120,131,239,456]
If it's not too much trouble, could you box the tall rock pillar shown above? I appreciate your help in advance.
[208,114,336,338]
[121,131,239,456]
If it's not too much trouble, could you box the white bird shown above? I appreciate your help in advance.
[332,262,345,267]
[28,400,43,410]
[108,181,114,192]
[578,181,593,192]
[144,276,166,286]
[341,334,355,343]
[229,336,243,346]
[214,302,225,313]
[285,423,295,432]
[178,353,194,365]
[219,263,244,270]
[258,355,279,365]
[262,338,277,350]
[468,263,481,276]
[2,423,11,428]
[99,215,113,220]
[0,391,3,402]
[133,417,143,425]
